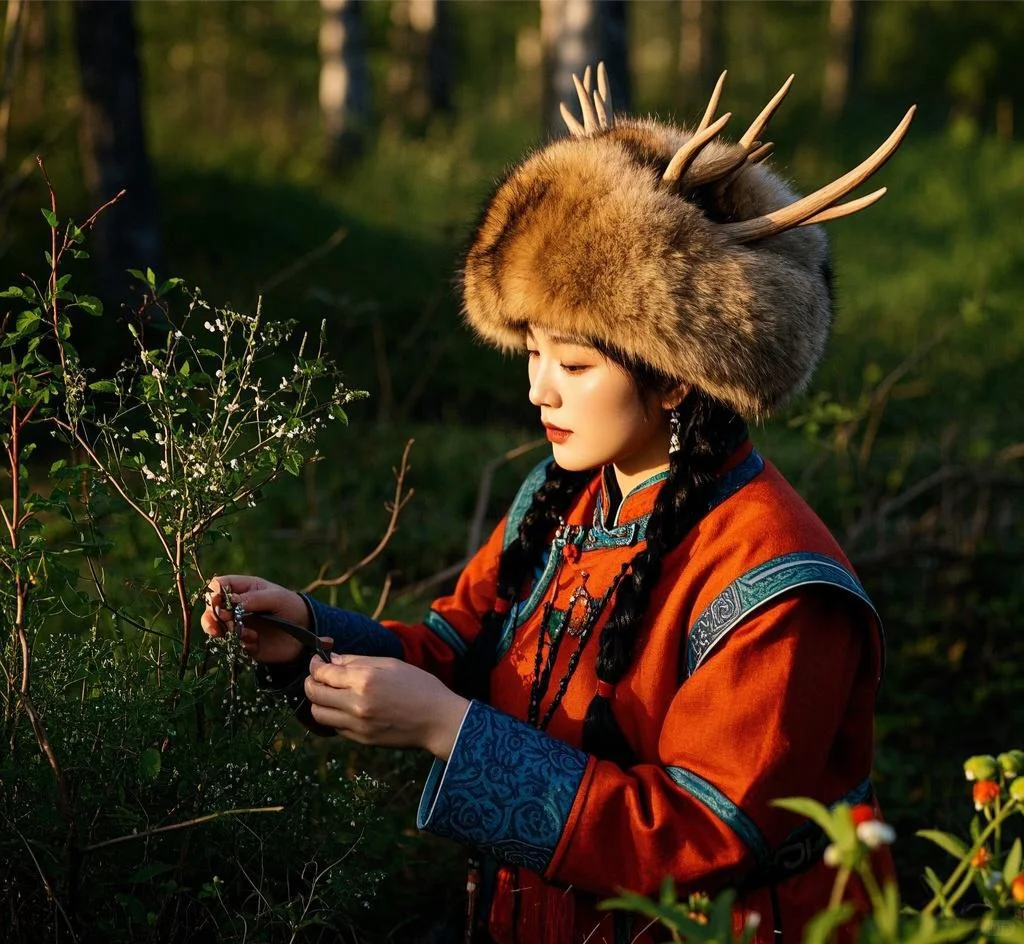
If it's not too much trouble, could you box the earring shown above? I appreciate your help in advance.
[668,407,682,455]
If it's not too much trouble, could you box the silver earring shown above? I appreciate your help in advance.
[668,407,681,455]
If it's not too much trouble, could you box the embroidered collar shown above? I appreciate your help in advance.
[586,440,764,550]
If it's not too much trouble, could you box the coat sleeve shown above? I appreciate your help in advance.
[416,587,878,896]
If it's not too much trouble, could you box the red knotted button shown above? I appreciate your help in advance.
[563,543,581,564]
[493,597,511,615]
[596,680,614,699]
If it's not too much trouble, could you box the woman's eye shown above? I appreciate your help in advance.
[525,349,539,359]
[561,363,589,374]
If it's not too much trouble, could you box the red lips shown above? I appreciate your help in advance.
[543,422,571,444]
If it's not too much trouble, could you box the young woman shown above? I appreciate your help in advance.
[203,67,913,944]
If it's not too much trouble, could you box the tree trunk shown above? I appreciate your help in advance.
[319,0,371,168]
[822,0,863,120]
[73,0,162,308]
[541,0,631,139]
[0,0,26,178]
[678,0,723,97]
[386,0,452,137]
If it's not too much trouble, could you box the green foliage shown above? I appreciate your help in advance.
[0,186,387,942]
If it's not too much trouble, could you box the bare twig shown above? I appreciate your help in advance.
[371,572,394,620]
[82,806,285,852]
[302,439,415,593]
[466,438,546,557]
[255,226,347,296]
[12,824,78,941]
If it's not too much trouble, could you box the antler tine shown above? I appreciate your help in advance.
[739,74,795,149]
[698,71,728,132]
[663,111,732,184]
[593,90,612,130]
[582,64,593,93]
[721,105,916,243]
[748,142,774,164]
[572,73,600,134]
[801,187,887,226]
[597,62,613,120]
[560,101,587,138]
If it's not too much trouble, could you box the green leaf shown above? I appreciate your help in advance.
[803,904,856,944]
[50,459,67,477]
[15,310,41,335]
[283,452,303,476]
[88,380,117,393]
[918,829,969,860]
[157,277,183,298]
[138,747,161,781]
[146,267,156,287]
[772,797,837,837]
[0,285,27,299]
[56,274,72,292]
[991,922,1024,944]
[1004,837,1022,883]
[129,861,175,883]
[331,404,349,425]
[74,295,103,317]
[41,208,58,228]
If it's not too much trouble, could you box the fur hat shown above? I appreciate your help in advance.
[461,67,914,417]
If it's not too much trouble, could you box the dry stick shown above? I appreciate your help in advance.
[254,226,346,296]
[12,824,78,941]
[302,438,415,593]
[82,806,285,852]
[371,572,394,620]
[396,438,548,601]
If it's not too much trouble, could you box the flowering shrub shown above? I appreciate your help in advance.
[603,752,1024,944]
[0,171,391,941]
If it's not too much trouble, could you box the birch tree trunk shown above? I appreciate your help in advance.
[73,0,163,306]
[0,0,26,177]
[678,0,723,96]
[541,0,631,138]
[822,0,863,120]
[319,0,371,167]
[386,0,452,137]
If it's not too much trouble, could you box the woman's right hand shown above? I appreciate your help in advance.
[201,574,330,664]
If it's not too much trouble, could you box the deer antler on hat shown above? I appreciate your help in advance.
[461,65,915,418]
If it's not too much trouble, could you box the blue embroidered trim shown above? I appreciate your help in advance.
[417,701,587,873]
[686,551,880,676]
[502,457,553,551]
[424,610,468,659]
[665,766,773,868]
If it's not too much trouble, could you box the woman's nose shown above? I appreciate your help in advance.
[528,361,559,408]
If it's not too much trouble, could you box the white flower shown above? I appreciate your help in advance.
[204,321,214,332]
[744,912,761,932]
[823,844,842,868]
[856,821,896,848]
[174,330,183,339]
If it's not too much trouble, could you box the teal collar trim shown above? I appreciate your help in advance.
[587,449,764,551]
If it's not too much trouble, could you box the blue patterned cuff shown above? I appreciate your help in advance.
[300,594,403,660]
[416,701,587,873]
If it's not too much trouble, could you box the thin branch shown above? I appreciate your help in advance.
[302,439,414,593]
[12,824,78,941]
[466,437,547,557]
[82,806,285,852]
[255,226,347,296]
[371,572,393,620]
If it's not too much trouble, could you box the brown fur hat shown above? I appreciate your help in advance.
[461,71,912,418]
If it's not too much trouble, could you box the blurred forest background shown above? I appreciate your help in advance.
[2,0,1024,941]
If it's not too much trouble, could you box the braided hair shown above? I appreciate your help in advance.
[458,370,742,765]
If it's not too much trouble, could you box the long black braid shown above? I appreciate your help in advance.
[456,461,592,703]
[581,389,742,766]
[457,384,741,767]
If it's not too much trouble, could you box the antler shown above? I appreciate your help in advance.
[559,61,615,138]
[719,105,916,242]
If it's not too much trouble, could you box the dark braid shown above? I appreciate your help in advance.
[581,389,743,766]
[456,461,591,702]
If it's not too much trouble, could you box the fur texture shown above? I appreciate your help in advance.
[461,116,835,418]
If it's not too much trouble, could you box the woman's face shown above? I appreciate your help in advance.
[526,325,677,492]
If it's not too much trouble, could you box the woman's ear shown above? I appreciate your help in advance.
[661,382,692,411]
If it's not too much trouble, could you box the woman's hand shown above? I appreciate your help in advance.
[200,574,332,664]
[305,655,470,761]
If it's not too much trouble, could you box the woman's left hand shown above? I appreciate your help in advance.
[305,655,470,761]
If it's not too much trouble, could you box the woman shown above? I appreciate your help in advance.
[203,67,913,944]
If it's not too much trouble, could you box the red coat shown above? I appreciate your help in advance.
[373,440,886,944]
